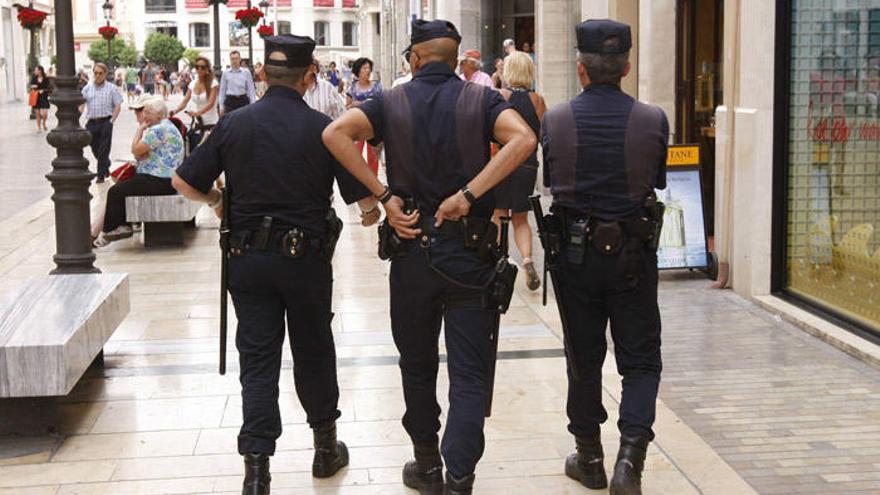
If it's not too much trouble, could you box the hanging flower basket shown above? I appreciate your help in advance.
[257,24,274,38]
[99,25,118,40]
[235,7,263,29]
[17,7,47,31]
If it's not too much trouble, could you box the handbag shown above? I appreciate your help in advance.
[28,90,39,107]
[110,162,136,183]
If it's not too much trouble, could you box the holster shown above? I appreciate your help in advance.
[485,258,518,313]
[319,208,343,262]
[378,220,406,260]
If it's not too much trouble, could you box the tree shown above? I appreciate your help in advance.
[182,48,201,68]
[144,32,185,71]
[87,38,138,68]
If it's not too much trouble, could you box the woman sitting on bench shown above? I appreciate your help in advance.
[94,97,184,247]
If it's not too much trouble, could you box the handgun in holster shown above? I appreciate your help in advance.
[644,194,665,251]
[252,216,274,251]
[320,208,344,261]
[378,197,416,260]
[461,217,499,262]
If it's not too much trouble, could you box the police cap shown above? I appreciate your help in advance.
[264,34,316,68]
[576,19,632,54]
[402,19,462,54]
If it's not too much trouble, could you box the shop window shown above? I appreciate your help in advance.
[314,21,329,46]
[783,0,880,333]
[145,0,176,14]
[190,22,210,48]
[343,21,357,46]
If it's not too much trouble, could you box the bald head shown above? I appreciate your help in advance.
[412,38,460,71]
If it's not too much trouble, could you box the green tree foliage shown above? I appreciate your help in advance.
[87,38,138,68]
[182,48,201,68]
[144,32,185,71]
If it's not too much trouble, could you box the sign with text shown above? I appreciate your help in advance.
[657,143,708,270]
[666,144,701,166]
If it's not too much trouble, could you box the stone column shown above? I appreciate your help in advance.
[638,0,675,125]
[536,0,581,107]
[580,0,640,97]
[436,0,480,52]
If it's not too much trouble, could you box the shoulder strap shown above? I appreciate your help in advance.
[543,102,578,204]
[624,100,666,201]
[381,86,416,187]
[456,82,487,177]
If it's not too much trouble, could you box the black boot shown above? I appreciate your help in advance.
[312,422,349,478]
[402,442,444,494]
[564,435,608,489]
[242,453,270,495]
[609,436,649,495]
[444,472,475,495]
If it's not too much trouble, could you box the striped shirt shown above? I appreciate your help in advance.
[81,81,123,119]
[304,78,345,120]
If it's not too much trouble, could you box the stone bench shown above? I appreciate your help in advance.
[126,195,202,247]
[0,274,129,398]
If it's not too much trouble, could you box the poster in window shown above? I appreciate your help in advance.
[229,21,249,47]
[656,169,708,269]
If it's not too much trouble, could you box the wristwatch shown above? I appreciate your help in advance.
[460,186,477,205]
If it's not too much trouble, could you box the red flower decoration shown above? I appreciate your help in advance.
[235,7,263,29]
[257,24,274,38]
[17,7,47,31]
[99,25,118,40]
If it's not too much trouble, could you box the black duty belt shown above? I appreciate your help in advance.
[229,227,320,258]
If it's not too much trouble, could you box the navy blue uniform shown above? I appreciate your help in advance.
[176,85,369,455]
[358,61,509,479]
[542,83,668,442]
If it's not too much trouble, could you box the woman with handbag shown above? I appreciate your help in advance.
[93,97,184,247]
[30,65,51,132]
[170,57,219,153]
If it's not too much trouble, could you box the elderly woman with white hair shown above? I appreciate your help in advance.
[94,96,185,247]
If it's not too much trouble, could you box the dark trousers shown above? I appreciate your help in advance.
[230,250,341,455]
[390,237,497,479]
[557,243,662,442]
[103,174,174,232]
[86,119,113,179]
[224,95,250,113]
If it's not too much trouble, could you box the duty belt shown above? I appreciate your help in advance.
[229,227,320,258]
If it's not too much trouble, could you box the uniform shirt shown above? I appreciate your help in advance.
[137,119,185,178]
[175,85,370,235]
[81,81,123,119]
[219,67,257,103]
[358,61,510,218]
[542,83,668,220]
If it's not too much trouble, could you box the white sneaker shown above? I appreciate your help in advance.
[92,233,111,248]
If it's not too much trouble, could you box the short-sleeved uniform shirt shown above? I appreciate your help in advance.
[542,83,668,220]
[138,119,184,178]
[175,85,370,235]
[358,62,510,218]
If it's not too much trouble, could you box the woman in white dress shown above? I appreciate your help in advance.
[170,57,219,153]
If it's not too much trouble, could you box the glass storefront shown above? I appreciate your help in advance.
[784,0,880,334]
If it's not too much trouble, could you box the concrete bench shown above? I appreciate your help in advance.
[126,195,202,247]
[0,274,129,398]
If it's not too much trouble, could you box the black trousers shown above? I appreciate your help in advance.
[86,119,113,180]
[224,95,250,113]
[390,236,497,479]
[230,249,340,455]
[103,174,175,232]
[557,243,662,442]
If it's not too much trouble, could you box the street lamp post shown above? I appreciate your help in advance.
[45,0,99,274]
[28,1,36,120]
[102,1,113,70]
[259,0,269,27]
[213,0,221,79]
[246,0,253,67]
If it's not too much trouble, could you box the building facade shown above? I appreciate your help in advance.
[0,0,53,103]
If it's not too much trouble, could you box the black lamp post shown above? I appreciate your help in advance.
[213,0,221,79]
[246,0,253,67]
[102,1,113,69]
[45,0,99,274]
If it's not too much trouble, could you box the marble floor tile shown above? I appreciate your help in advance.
[90,396,227,434]
[52,430,200,462]
[0,459,117,488]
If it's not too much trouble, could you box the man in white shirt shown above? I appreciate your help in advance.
[303,59,346,119]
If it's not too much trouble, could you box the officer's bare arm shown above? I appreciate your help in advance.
[321,109,385,197]
[172,172,221,207]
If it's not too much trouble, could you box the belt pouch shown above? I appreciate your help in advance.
[590,221,623,255]
[281,229,305,259]
[565,219,589,265]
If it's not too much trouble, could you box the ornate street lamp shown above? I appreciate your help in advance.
[46,0,99,274]
[259,0,269,23]
[102,1,113,69]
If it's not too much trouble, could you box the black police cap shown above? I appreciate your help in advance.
[576,19,632,54]
[402,19,462,54]
[264,34,316,68]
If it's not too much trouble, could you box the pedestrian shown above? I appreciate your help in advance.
[253,62,268,98]
[30,65,51,132]
[142,62,156,95]
[322,19,537,495]
[491,57,505,89]
[179,66,192,97]
[304,59,345,119]
[218,50,257,115]
[93,97,184,247]
[541,20,668,495]
[81,62,123,183]
[125,66,139,102]
[170,57,219,153]
[172,34,380,495]
[458,49,493,87]
[345,57,382,175]
[502,38,516,56]
[491,51,545,291]
[325,61,340,87]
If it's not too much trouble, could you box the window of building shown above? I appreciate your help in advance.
[343,21,357,46]
[342,0,357,8]
[146,21,178,38]
[190,22,210,48]
[314,0,334,7]
[145,0,176,14]
[314,21,329,46]
[779,0,880,335]
[277,21,291,36]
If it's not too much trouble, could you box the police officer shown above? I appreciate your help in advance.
[541,20,668,495]
[171,35,381,495]
[322,19,536,495]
